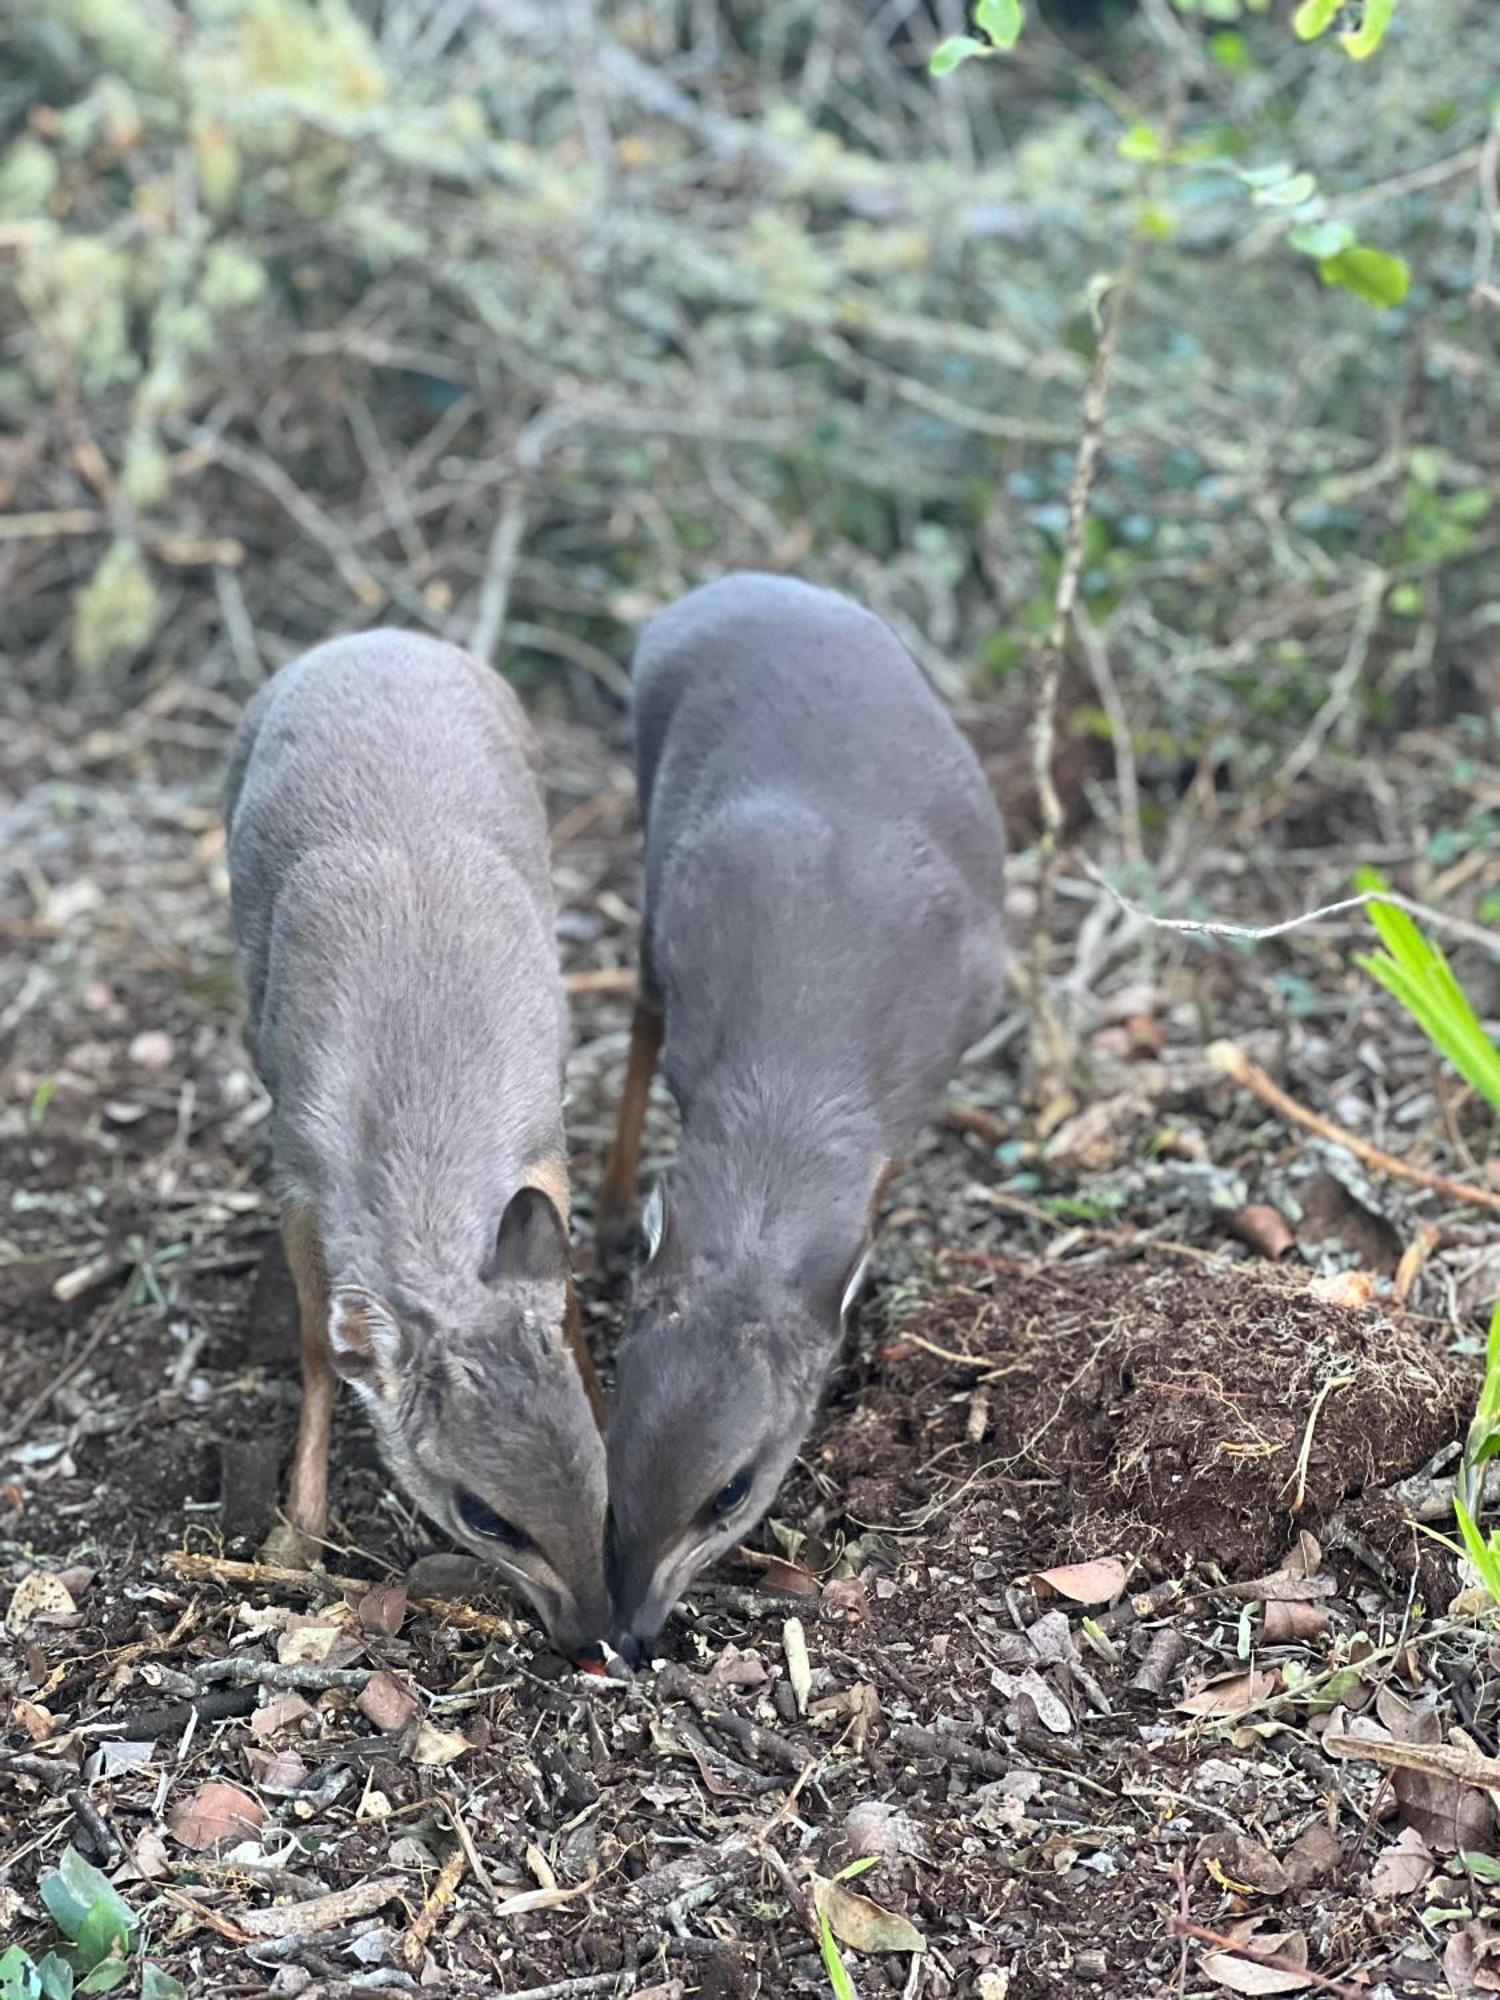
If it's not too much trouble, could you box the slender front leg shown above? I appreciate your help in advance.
[264,1203,335,1564]
[564,1275,606,1428]
[596,997,663,1257]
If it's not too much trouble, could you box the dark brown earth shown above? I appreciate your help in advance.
[3,688,1500,1998]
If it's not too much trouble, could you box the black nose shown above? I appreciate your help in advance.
[612,1630,647,1670]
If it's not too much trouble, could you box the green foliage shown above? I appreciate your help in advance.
[1317,242,1409,306]
[5,1851,183,2000]
[1294,0,1399,56]
[71,541,162,673]
[1354,869,1500,1113]
[929,0,1024,75]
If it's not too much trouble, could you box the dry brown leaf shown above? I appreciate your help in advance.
[277,1614,362,1668]
[130,1829,170,1881]
[6,1571,79,1633]
[1262,1600,1330,1644]
[811,1873,926,1955]
[354,1583,408,1637]
[1178,1669,1280,1720]
[822,1576,869,1622]
[13,1698,55,1742]
[168,1779,266,1851]
[1324,1729,1499,1853]
[245,1746,308,1795]
[991,1667,1073,1735]
[1369,1825,1435,1898]
[1445,1922,1500,1996]
[1029,1557,1128,1606]
[1197,1832,1289,1898]
[492,1868,599,1918]
[1200,1951,1310,1996]
[358,1669,420,1734]
[1279,1821,1341,1891]
[411,1720,469,1767]
[1307,1270,1377,1309]
[753,1556,820,1598]
[1227,1205,1296,1260]
[250,1692,314,1739]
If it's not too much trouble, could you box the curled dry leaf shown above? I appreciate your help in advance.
[410,1720,470,1767]
[250,1691,314,1739]
[1197,1832,1289,1898]
[1279,1821,1341,1891]
[277,1612,363,1668]
[1179,1669,1280,1721]
[822,1576,869,1622]
[752,1555,820,1597]
[1228,1205,1297,1260]
[811,1872,926,1955]
[358,1670,420,1734]
[1369,1825,1436,1898]
[168,1779,266,1851]
[6,1570,79,1633]
[991,1667,1072,1735]
[1263,1600,1330,1644]
[354,1583,407,1637]
[13,1698,55,1742]
[246,1746,309,1795]
[1029,1557,1128,1606]
[843,1799,931,1867]
[1201,1950,1310,1996]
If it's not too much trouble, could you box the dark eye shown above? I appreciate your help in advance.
[455,1490,529,1550]
[710,1469,753,1520]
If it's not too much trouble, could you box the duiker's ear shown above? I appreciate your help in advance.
[328,1287,404,1394]
[486,1185,570,1287]
[803,1238,872,1327]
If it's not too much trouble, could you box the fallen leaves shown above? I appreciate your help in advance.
[168,1781,266,1851]
[1369,1826,1435,1898]
[410,1721,470,1768]
[358,1670,420,1734]
[1179,1669,1280,1721]
[7,1570,79,1633]
[811,1872,925,1956]
[1030,1557,1128,1606]
[1228,1205,1297,1260]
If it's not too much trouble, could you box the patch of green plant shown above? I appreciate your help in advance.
[816,1856,881,2000]
[0,1847,185,2000]
[1354,869,1500,1113]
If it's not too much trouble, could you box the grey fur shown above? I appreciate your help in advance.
[226,630,608,1652]
[607,573,1007,1654]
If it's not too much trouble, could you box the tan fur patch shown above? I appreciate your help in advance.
[526,1157,572,1226]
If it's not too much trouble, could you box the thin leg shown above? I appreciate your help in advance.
[563,1276,605,1429]
[596,998,662,1252]
[265,1203,335,1562]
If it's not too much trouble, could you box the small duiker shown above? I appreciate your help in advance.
[226,631,609,1654]
[600,573,1007,1663]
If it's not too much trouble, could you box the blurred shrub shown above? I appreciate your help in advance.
[0,0,1495,775]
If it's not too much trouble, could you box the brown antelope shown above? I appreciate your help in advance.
[599,574,1007,1663]
[226,630,609,1655]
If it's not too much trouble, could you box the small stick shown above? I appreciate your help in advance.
[239,1877,406,1939]
[65,1787,122,1859]
[1207,1041,1500,1218]
[1083,862,1500,958]
[1169,1916,1364,1999]
[944,1100,1008,1149]
[403,1843,466,1966]
[163,1551,516,1639]
[106,1686,260,1741]
[193,1657,373,1692]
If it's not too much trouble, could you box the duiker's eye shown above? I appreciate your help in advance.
[710,1469,753,1519]
[455,1490,530,1550]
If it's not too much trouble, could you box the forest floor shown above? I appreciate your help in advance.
[3,676,1500,1999]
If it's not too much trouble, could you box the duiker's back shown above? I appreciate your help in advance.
[632,573,1007,1143]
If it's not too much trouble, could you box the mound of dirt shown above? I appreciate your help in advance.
[823,1256,1473,1582]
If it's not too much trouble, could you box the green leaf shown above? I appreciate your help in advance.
[1318,244,1410,308]
[1209,30,1252,68]
[33,1960,72,2000]
[1289,220,1354,258]
[72,1899,131,1977]
[1292,0,1340,38]
[1462,1850,1500,1883]
[1254,170,1317,208]
[0,1946,42,2000]
[1341,0,1396,58]
[818,1906,858,2000]
[1118,123,1163,162]
[929,34,986,74]
[140,1969,187,2000]
[75,1966,129,1998]
[39,1853,133,1947]
[974,0,1025,49]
